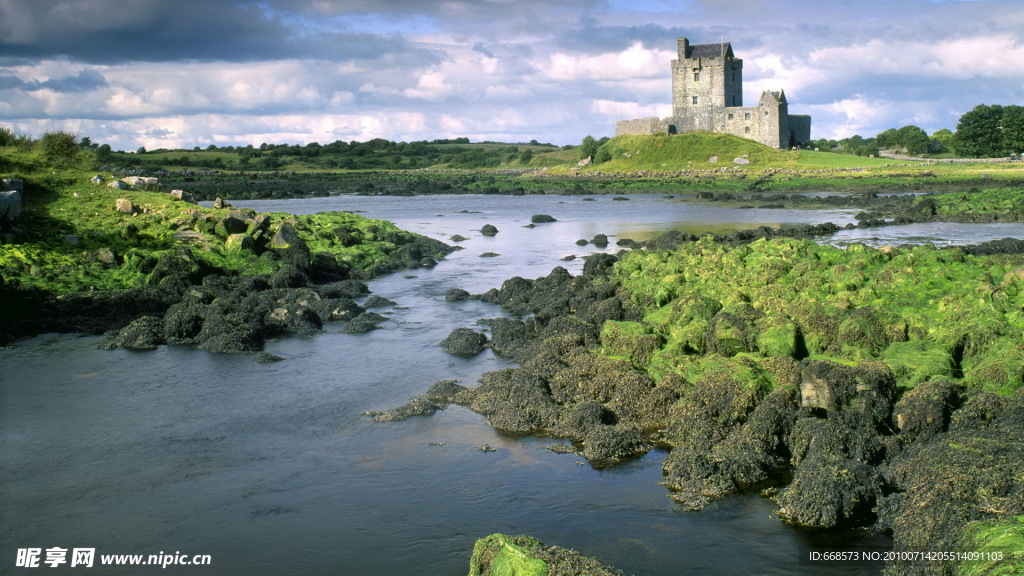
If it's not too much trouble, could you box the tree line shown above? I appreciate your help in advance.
[807,104,1024,158]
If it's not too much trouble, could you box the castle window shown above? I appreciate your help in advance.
[744,126,751,134]
[727,113,734,120]
[744,112,751,120]
[693,72,700,81]
[692,96,699,105]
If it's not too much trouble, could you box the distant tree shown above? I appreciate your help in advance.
[875,128,899,150]
[78,136,93,149]
[0,126,19,147]
[96,143,112,163]
[955,104,1005,157]
[40,130,80,167]
[855,142,880,157]
[579,135,598,160]
[594,147,612,164]
[839,135,873,154]
[206,144,218,151]
[1003,105,1024,155]
[896,125,930,155]
[931,129,954,154]
[136,146,147,154]
[809,138,838,151]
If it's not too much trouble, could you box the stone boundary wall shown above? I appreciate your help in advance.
[879,151,1022,163]
[616,117,673,137]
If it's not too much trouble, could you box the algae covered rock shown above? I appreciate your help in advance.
[363,395,441,422]
[441,327,489,355]
[880,388,1024,576]
[97,315,164,351]
[468,533,627,576]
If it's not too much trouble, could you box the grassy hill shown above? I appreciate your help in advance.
[575,132,896,172]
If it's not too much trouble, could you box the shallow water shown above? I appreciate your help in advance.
[3,194,1019,575]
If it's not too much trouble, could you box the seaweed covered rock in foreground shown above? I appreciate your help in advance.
[468,534,627,576]
[879,387,1024,576]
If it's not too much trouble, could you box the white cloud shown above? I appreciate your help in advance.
[590,98,670,121]
[3,1,1024,147]
[808,35,1024,81]
[539,42,674,82]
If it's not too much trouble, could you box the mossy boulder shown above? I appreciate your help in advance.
[441,328,489,355]
[224,233,256,252]
[880,389,1024,576]
[467,534,627,576]
[798,359,896,430]
[599,320,661,367]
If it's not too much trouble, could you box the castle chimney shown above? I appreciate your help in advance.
[678,37,690,58]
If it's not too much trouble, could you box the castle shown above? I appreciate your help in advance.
[616,38,811,149]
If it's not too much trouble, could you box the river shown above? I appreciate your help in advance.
[4,194,1023,575]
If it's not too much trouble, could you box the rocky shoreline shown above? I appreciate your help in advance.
[376,227,1024,576]
[0,176,456,350]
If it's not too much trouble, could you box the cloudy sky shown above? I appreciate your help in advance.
[1,0,1022,151]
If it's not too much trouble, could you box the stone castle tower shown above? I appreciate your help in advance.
[616,38,811,148]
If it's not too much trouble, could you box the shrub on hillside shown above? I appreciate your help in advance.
[40,130,80,167]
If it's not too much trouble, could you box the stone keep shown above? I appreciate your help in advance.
[616,38,811,149]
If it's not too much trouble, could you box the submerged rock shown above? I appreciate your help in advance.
[341,311,387,334]
[363,295,396,308]
[97,315,164,351]
[445,288,471,302]
[363,395,442,422]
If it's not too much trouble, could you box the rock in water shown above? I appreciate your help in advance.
[467,534,627,576]
[440,328,488,355]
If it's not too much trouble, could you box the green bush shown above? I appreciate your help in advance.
[39,130,80,167]
[0,126,33,149]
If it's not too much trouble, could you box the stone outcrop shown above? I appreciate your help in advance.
[0,179,24,224]
[468,534,627,576]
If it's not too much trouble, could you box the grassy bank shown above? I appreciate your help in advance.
[0,170,429,294]
[546,133,1024,193]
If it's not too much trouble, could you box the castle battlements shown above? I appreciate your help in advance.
[616,38,811,149]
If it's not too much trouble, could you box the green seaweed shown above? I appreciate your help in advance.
[468,534,548,576]
[958,515,1024,576]
[604,236,1024,395]
[881,340,954,388]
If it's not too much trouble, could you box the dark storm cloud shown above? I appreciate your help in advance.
[30,70,109,93]
[0,0,425,63]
